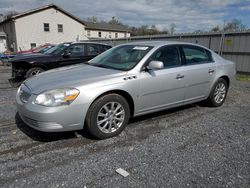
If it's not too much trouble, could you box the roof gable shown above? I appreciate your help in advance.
[1,4,85,26]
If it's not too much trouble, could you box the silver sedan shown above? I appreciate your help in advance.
[16,41,236,139]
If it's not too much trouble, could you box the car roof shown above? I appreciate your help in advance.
[122,40,210,50]
[72,41,112,46]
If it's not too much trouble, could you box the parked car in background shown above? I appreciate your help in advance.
[10,42,112,81]
[17,43,53,54]
[16,41,235,139]
[17,44,55,56]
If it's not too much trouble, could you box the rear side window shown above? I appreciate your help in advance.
[101,45,112,52]
[87,44,100,56]
[182,46,212,65]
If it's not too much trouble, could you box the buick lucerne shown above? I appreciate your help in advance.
[16,41,235,139]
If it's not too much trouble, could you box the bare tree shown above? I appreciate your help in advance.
[108,16,122,25]
[211,25,220,32]
[224,19,247,31]
[86,16,98,23]
[170,23,176,35]
[3,11,18,20]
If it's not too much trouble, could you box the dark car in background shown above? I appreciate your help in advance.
[10,42,112,82]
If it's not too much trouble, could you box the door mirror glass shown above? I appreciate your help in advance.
[148,61,164,70]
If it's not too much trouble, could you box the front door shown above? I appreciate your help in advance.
[138,45,186,113]
[59,43,86,66]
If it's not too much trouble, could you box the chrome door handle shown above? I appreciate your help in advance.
[176,74,184,79]
[208,69,215,74]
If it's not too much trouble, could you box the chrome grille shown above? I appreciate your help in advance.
[19,84,31,103]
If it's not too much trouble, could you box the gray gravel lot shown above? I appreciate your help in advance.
[0,66,249,188]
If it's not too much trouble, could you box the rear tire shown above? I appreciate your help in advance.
[26,67,44,78]
[206,78,228,107]
[85,94,130,139]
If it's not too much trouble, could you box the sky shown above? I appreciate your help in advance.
[0,0,250,32]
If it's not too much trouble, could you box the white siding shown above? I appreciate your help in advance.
[0,38,7,52]
[86,29,131,39]
[15,8,87,50]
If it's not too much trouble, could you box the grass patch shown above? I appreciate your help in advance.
[236,74,250,81]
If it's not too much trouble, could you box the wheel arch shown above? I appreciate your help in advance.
[219,75,230,87]
[88,89,135,117]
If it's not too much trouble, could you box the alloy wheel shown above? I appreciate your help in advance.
[97,102,125,133]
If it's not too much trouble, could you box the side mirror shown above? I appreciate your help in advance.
[148,61,164,70]
[62,51,71,58]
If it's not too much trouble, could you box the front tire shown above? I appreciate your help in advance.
[206,78,228,107]
[26,67,44,78]
[85,94,130,139]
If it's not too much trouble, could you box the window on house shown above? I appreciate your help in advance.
[87,31,91,37]
[30,43,36,48]
[124,32,127,38]
[58,24,63,32]
[98,32,102,37]
[109,32,111,38]
[44,23,50,32]
[115,33,118,38]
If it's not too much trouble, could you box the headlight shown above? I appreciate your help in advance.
[34,88,80,107]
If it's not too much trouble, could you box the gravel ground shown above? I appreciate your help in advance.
[0,66,249,188]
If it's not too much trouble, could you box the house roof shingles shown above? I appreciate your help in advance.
[85,21,131,32]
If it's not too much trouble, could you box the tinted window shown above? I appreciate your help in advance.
[100,45,112,53]
[44,43,69,55]
[150,46,180,68]
[182,46,211,64]
[87,44,100,56]
[67,44,85,56]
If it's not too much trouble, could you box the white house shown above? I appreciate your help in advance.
[0,31,7,52]
[0,4,87,52]
[85,21,131,39]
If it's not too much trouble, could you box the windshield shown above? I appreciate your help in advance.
[88,45,153,71]
[44,43,69,55]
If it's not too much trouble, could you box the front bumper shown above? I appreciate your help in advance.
[16,90,88,132]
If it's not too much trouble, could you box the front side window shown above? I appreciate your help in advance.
[150,46,180,68]
[58,24,63,32]
[67,44,85,56]
[182,46,212,65]
[44,43,70,55]
[89,45,153,71]
[44,23,50,32]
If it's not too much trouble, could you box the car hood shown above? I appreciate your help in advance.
[11,53,52,62]
[24,64,127,94]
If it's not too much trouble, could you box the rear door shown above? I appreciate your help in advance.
[180,45,216,102]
